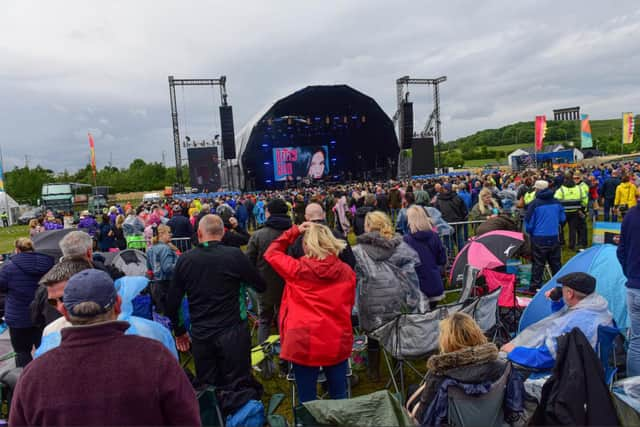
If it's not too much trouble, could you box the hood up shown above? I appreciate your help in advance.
[299,255,350,282]
[356,232,402,261]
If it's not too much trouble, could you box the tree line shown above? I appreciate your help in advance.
[4,160,187,205]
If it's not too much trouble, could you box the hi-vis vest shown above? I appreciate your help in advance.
[523,190,536,206]
[554,185,587,211]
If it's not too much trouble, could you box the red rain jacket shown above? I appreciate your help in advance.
[264,226,356,367]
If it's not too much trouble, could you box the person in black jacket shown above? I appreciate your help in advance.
[353,194,376,236]
[434,183,468,251]
[602,170,621,222]
[245,199,292,345]
[288,202,356,270]
[166,214,266,387]
[167,205,193,239]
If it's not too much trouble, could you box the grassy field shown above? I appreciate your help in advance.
[0,221,588,422]
[0,225,29,254]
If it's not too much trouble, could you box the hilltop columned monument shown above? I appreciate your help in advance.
[553,106,580,121]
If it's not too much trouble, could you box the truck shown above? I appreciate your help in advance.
[40,183,74,214]
[88,186,110,214]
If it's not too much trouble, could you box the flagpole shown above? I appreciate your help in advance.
[0,146,10,225]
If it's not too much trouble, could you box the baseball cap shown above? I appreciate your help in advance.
[63,269,118,317]
[557,272,596,295]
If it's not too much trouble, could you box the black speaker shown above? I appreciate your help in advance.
[411,137,435,175]
[400,102,414,149]
[219,105,236,159]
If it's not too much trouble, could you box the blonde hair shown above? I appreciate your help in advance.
[303,223,346,260]
[28,219,39,228]
[478,188,498,214]
[438,312,487,353]
[115,214,125,228]
[152,224,172,245]
[364,211,394,240]
[407,206,433,234]
[15,237,34,252]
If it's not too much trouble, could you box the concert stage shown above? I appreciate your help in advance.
[236,85,398,190]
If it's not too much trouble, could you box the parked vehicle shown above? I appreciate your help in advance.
[17,207,43,225]
[40,183,74,214]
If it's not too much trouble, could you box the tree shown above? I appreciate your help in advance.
[443,152,464,168]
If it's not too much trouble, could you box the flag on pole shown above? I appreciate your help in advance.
[581,114,593,149]
[88,133,97,178]
[535,115,547,151]
[622,112,635,145]
[0,161,4,193]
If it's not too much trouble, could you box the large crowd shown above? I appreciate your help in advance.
[2,159,640,425]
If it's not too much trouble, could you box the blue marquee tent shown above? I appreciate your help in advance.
[518,244,628,333]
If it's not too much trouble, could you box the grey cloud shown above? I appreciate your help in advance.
[1,0,639,172]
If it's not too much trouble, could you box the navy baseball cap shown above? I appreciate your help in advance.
[63,269,117,317]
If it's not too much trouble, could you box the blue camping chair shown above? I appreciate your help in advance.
[597,324,622,388]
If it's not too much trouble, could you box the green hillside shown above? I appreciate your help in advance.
[440,116,640,167]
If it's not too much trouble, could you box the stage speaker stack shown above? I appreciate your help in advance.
[411,137,435,175]
[400,102,414,149]
[219,105,236,160]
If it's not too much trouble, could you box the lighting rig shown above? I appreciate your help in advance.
[393,75,447,170]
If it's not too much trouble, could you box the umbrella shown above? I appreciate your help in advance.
[32,228,76,261]
[449,230,525,286]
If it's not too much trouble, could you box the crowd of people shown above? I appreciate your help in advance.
[1,158,639,425]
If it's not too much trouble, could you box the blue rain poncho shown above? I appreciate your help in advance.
[35,276,177,359]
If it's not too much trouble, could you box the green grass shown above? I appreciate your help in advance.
[0,225,29,254]
[0,220,591,423]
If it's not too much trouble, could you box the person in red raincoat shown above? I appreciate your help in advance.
[264,221,356,403]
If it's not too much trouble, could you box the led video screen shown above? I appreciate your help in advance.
[272,146,329,181]
[187,147,221,192]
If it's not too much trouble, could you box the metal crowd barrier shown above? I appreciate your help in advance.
[171,237,192,253]
[125,236,193,254]
[441,220,485,261]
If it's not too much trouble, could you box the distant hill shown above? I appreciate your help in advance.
[440,116,639,167]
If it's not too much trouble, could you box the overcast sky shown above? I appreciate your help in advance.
[1,1,639,172]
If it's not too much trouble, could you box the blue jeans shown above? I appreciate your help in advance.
[292,360,348,403]
[627,288,640,376]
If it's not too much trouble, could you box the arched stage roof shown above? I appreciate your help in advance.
[236,84,398,189]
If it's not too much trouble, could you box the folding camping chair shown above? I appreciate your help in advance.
[597,324,624,388]
[369,300,480,402]
[447,364,513,427]
[482,269,531,337]
[286,360,353,413]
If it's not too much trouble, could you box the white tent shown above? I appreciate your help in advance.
[0,192,20,225]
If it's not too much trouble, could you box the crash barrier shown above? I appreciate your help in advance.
[441,220,485,261]
[171,237,192,253]
[125,236,192,253]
